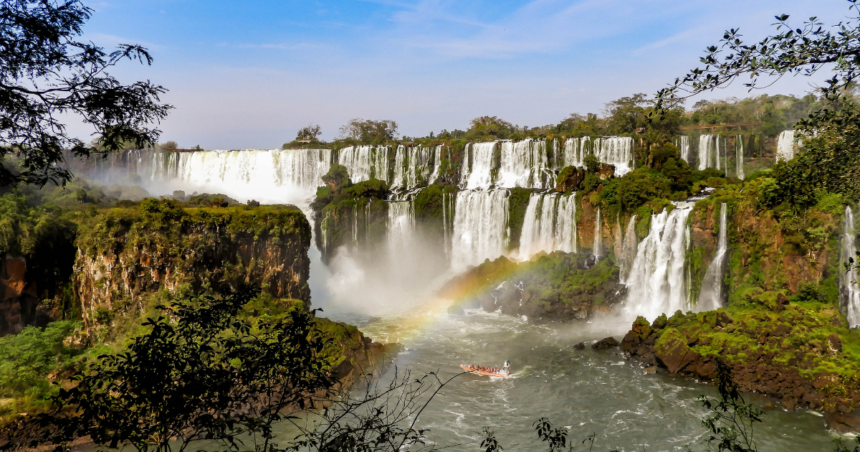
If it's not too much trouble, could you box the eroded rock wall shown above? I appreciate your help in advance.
[73,200,312,330]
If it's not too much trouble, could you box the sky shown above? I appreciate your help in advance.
[74,0,848,149]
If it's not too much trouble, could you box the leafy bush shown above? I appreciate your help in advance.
[0,321,83,402]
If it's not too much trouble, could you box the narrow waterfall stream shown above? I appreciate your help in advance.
[619,215,638,284]
[338,145,390,182]
[593,208,602,259]
[776,130,797,162]
[623,202,695,321]
[699,203,728,311]
[841,206,860,328]
[736,135,745,180]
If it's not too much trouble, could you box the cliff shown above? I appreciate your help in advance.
[73,199,312,330]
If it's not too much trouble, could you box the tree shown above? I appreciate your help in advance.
[467,116,513,139]
[0,0,172,187]
[296,124,322,142]
[337,119,398,143]
[3,288,334,452]
[159,141,178,151]
[655,0,860,110]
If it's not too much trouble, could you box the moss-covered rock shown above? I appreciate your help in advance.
[443,252,625,322]
[74,199,312,331]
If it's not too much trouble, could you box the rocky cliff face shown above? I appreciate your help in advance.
[73,199,312,330]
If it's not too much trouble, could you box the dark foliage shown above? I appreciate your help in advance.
[0,0,171,187]
[2,287,333,452]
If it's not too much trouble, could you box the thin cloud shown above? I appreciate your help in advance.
[228,43,329,50]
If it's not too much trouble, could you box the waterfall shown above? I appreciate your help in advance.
[593,208,602,259]
[699,203,728,311]
[497,139,550,189]
[451,190,510,268]
[153,148,333,193]
[736,135,745,180]
[675,136,690,164]
[776,130,797,162]
[464,142,497,189]
[391,145,434,189]
[518,192,577,259]
[619,216,638,284]
[428,145,444,184]
[562,137,590,168]
[624,202,695,321]
[594,137,634,176]
[338,145,390,183]
[840,206,860,328]
[388,201,414,256]
[459,143,472,188]
[698,135,724,171]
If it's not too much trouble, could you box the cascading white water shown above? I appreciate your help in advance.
[428,146,444,184]
[155,148,332,196]
[593,208,602,259]
[675,136,690,164]
[562,137,591,168]
[338,145,390,183]
[736,135,745,180]
[391,145,434,189]
[840,206,860,328]
[451,190,510,269]
[497,139,550,189]
[624,202,695,321]
[518,192,577,259]
[388,201,414,257]
[619,216,638,284]
[776,130,797,162]
[699,203,728,311]
[593,137,634,176]
[698,135,724,171]
[464,142,497,189]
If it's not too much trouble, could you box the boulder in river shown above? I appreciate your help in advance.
[592,337,620,350]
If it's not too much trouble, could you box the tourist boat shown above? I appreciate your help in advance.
[460,364,511,378]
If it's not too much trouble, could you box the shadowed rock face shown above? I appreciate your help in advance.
[1,246,77,336]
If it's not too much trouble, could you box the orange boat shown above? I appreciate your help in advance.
[460,364,511,378]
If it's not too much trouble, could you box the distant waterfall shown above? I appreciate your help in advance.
[594,137,634,176]
[776,130,797,162]
[697,135,723,171]
[699,203,728,311]
[157,148,332,192]
[840,206,860,328]
[451,190,510,268]
[675,136,690,164]
[593,208,602,259]
[562,137,591,169]
[518,192,577,259]
[338,145,390,183]
[497,139,550,189]
[388,201,414,256]
[463,142,497,189]
[624,202,695,321]
[735,135,745,180]
[391,145,434,189]
[619,216,638,284]
[428,145,444,184]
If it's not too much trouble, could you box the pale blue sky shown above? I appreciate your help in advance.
[76,0,844,148]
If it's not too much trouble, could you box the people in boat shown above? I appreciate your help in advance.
[502,359,511,374]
